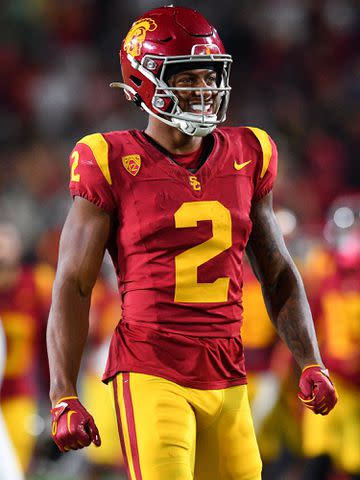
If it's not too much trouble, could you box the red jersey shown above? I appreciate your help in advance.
[0,264,53,399]
[69,126,277,389]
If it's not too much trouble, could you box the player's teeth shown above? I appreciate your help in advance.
[191,104,211,112]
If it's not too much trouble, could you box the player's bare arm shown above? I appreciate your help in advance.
[47,196,112,405]
[246,192,323,369]
[47,197,111,450]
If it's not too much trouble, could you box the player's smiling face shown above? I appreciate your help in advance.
[167,68,220,116]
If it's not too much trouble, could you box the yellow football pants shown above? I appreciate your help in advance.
[111,372,262,480]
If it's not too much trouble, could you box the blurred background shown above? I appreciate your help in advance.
[0,0,359,479]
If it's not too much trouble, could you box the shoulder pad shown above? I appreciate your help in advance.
[245,127,272,179]
[77,133,112,185]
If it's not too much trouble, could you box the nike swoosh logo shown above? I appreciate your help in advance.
[234,160,252,171]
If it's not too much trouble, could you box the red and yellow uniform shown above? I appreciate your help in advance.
[0,263,53,471]
[302,261,360,474]
[69,126,277,479]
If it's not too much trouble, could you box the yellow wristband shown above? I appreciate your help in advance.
[55,395,78,406]
[302,364,330,378]
[302,364,322,373]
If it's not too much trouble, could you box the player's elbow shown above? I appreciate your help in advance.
[262,262,302,312]
[53,264,94,299]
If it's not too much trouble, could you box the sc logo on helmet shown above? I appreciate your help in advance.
[124,18,157,57]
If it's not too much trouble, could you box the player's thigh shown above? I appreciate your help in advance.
[1,396,37,472]
[112,372,196,480]
[195,385,262,480]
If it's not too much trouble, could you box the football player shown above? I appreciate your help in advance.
[0,222,54,473]
[47,6,337,480]
[301,195,360,480]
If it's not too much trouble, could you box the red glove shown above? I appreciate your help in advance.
[298,364,338,415]
[51,396,101,452]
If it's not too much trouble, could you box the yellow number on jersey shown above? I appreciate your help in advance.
[174,201,232,303]
[70,150,80,182]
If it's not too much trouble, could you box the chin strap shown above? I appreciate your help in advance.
[172,117,216,137]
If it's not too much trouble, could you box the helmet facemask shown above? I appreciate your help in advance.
[112,50,232,137]
[153,53,232,136]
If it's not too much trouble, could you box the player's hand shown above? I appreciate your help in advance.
[51,396,101,452]
[298,364,338,415]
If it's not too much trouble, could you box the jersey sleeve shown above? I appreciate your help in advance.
[245,127,278,200]
[69,133,116,213]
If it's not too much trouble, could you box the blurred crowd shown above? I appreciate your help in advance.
[0,0,359,479]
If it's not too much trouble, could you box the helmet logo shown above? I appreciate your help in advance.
[122,154,141,176]
[191,44,221,55]
[124,18,157,57]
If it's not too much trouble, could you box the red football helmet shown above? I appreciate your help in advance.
[111,6,232,136]
[324,194,360,270]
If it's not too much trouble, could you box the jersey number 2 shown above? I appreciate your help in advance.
[71,151,80,182]
[174,201,232,303]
